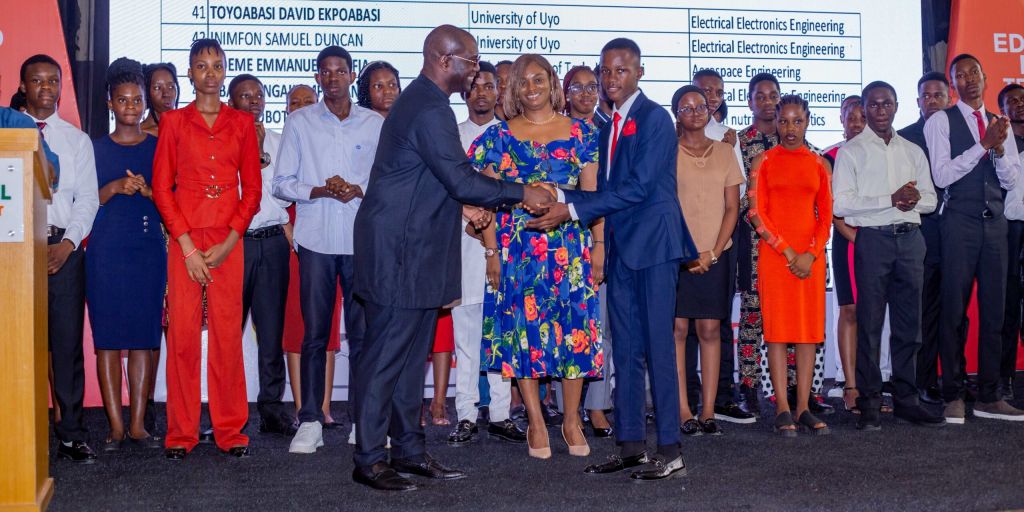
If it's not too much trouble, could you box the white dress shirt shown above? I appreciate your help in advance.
[272,101,383,255]
[923,100,1021,190]
[27,112,98,248]
[833,128,937,226]
[1004,145,1024,221]
[458,117,501,305]
[704,116,745,193]
[247,129,291,230]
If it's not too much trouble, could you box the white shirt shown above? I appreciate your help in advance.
[833,128,937,226]
[1004,144,1024,221]
[704,116,745,193]
[923,100,1020,190]
[272,101,383,255]
[458,116,501,305]
[28,112,98,248]
[247,129,291,230]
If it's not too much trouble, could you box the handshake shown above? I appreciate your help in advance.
[522,182,572,231]
[324,175,363,203]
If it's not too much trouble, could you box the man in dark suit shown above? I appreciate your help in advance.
[528,38,697,480]
[351,25,552,491]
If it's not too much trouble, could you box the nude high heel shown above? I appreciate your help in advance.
[526,426,551,459]
[562,425,591,457]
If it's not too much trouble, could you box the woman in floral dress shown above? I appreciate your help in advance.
[470,54,603,459]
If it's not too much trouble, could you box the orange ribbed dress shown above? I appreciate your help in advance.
[747,145,832,343]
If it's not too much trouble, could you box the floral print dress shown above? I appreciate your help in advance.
[469,119,604,380]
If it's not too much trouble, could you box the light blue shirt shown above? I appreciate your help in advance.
[272,100,383,255]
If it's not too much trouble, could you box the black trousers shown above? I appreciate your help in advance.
[939,212,1007,403]
[296,247,365,424]
[854,227,925,409]
[49,241,87,442]
[241,231,290,421]
[1000,220,1024,380]
[352,303,437,469]
[917,257,942,390]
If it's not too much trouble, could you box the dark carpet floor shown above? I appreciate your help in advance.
[49,379,1024,512]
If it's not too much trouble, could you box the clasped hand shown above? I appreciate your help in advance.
[325,175,363,203]
[786,251,814,279]
[891,181,921,212]
[115,169,152,198]
[522,182,573,231]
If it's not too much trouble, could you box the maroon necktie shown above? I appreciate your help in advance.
[609,112,622,163]
[36,121,46,140]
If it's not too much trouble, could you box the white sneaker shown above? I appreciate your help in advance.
[348,425,391,448]
[289,421,324,454]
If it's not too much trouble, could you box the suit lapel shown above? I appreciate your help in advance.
[598,121,610,190]
[609,91,647,185]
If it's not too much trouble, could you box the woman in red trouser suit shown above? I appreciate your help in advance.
[152,39,262,460]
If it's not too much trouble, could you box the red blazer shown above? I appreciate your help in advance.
[152,102,262,240]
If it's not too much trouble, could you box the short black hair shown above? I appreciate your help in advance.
[692,69,723,84]
[20,54,61,82]
[748,72,780,97]
[495,60,514,68]
[776,94,809,117]
[477,61,497,76]
[317,46,353,71]
[356,60,400,109]
[949,53,982,77]
[917,71,949,91]
[228,73,262,97]
[143,62,180,108]
[9,91,27,111]
[671,84,708,113]
[601,38,642,59]
[105,57,146,99]
[716,101,729,121]
[189,38,224,65]
[998,84,1024,113]
[861,80,898,103]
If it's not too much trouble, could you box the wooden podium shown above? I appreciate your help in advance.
[0,129,55,511]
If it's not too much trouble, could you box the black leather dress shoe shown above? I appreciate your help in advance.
[102,437,124,453]
[126,434,163,449]
[199,428,215,444]
[448,420,478,446]
[714,402,756,424]
[487,419,526,443]
[541,403,563,426]
[164,448,187,461]
[391,455,466,480]
[353,462,417,491]
[590,425,613,438]
[57,441,97,463]
[225,446,251,458]
[630,455,687,481]
[919,386,942,405]
[894,404,946,427]
[583,452,649,474]
[260,417,298,436]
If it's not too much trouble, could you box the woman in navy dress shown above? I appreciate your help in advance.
[86,58,166,450]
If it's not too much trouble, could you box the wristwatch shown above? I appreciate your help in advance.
[260,151,271,165]
[485,247,498,258]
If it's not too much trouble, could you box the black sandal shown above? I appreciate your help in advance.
[797,411,831,436]
[843,387,861,415]
[773,411,797,438]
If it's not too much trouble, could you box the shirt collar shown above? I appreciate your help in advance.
[612,89,642,120]
[25,110,61,125]
[956,99,986,116]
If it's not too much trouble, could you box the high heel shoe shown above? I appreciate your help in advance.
[526,426,551,459]
[561,425,590,457]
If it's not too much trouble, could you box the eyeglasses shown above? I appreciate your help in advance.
[447,54,481,65]
[677,105,709,116]
[568,83,599,95]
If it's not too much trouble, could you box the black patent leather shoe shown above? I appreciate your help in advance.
[699,418,724,436]
[487,419,526,443]
[590,425,613,438]
[448,420,478,446]
[164,447,187,461]
[541,402,563,426]
[919,386,942,405]
[714,402,757,424]
[353,462,417,491]
[126,434,163,449]
[199,428,215,444]
[630,455,687,481]
[225,446,251,458]
[391,455,466,480]
[260,417,298,436]
[894,404,947,428]
[680,419,703,437]
[583,452,649,474]
[57,441,98,463]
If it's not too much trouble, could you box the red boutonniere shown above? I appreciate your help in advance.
[621,119,637,136]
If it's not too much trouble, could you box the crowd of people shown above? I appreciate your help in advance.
[3,23,1024,490]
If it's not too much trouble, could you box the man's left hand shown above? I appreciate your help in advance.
[525,202,570,231]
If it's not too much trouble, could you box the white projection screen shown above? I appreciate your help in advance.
[109,0,924,148]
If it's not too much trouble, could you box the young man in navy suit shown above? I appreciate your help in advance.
[529,38,697,480]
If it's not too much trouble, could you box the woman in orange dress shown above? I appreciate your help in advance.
[747,95,832,436]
